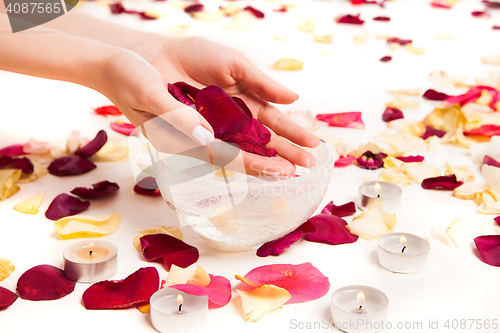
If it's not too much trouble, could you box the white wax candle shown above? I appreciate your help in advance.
[331,286,389,333]
[150,289,208,333]
[377,233,430,273]
[358,181,402,213]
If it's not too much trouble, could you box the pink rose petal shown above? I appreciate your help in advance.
[336,14,364,25]
[357,151,387,170]
[444,86,499,109]
[75,130,107,158]
[321,201,357,217]
[303,214,359,245]
[316,112,365,129]
[243,6,265,18]
[82,267,160,309]
[484,155,500,168]
[335,155,356,167]
[256,222,314,257]
[140,234,199,271]
[223,133,278,157]
[0,144,24,157]
[48,155,96,176]
[423,89,450,101]
[382,107,403,122]
[236,263,330,304]
[421,126,446,139]
[0,286,18,310]
[71,181,120,199]
[380,56,392,62]
[387,37,412,45]
[45,193,90,221]
[110,122,137,136]
[464,125,500,137]
[472,10,490,17]
[23,138,51,154]
[94,105,122,116]
[494,26,500,30]
[474,235,500,267]
[495,216,500,227]
[17,265,76,301]
[396,155,425,163]
[421,174,463,190]
[134,176,161,196]
[373,16,390,21]
[170,274,231,309]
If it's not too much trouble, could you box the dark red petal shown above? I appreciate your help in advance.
[0,286,18,310]
[170,274,231,309]
[335,155,356,167]
[483,1,500,9]
[464,125,500,137]
[321,201,356,217]
[75,130,107,158]
[48,155,96,176]
[474,235,500,267]
[5,157,34,174]
[110,122,137,136]
[356,151,387,170]
[423,89,450,101]
[140,234,199,271]
[17,265,76,301]
[380,56,392,62]
[82,267,160,309]
[494,26,500,30]
[174,82,200,101]
[495,216,500,227]
[71,181,120,199]
[168,83,195,106]
[421,126,446,139]
[303,214,358,245]
[484,155,500,168]
[316,112,365,129]
[0,156,11,168]
[387,37,412,45]
[0,144,24,157]
[45,193,90,221]
[336,14,364,25]
[138,11,157,20]
[134,176,161,196]
[382,107,403,122]
[373,16,390,21]
[196,86,249,138]
[256,222,314,257]
[243,6,265,18]
[396,155,425,163]
[185,4,204,13]
[471,10,490,17]
[110,2,126,14]
[421,174,463,190]
[223,133,278,157]
[231,97,253,134]
[94,105,122,116]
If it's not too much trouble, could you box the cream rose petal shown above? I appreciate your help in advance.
[481,54,500,66]
[388,89,421,96]
[133,226,183,251]
[480,220,500,235]
[347,207,397,240]
[482,164,500,193]
[164,264,210,287]
[0,257,15,281]
[237,285,291,322]
[445,163,475,182]
[453,183,490,200]
[406,44,425,55]
[91,136,130,162]
[477,191,500,215]
[13,194,45,214]
[54,212,121,239]
[386,98,420,109]
[270,58,303,71]
[401,162,441,183]
[353,32,368,43]
[298,17,317,33]
[0,169,21,201]
[443,218,477,249]
[17,160,49,184]
[484,136,500,162]
[379,167,413,188]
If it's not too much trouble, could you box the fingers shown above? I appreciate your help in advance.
[266,132,316,168]
[243,152,296,178]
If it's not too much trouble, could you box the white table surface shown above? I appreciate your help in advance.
[1,0,500,332]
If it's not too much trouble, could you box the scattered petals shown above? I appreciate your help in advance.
[474,235,500,266]
[382,107,403,122]
[0,144,24,157]
[453,183,489,200]
[464,125,500,137]
[170,274,231,309]
[335,155,356,167]
[422,126,447,139]
[13,194,44,214]
[380,56,392,62]
[17,265,75,301]
[482,164,500,193]
[45,193,90,221]
[406,44,426,55]
[0,286,17,310]
[110,2,158,20]
[94,105,122,116]
[481,54,500,66]
[335,14,364,25]
[484,155,500,168]
[445,163,475,182]
[164,265,209,287]
[421,174,463,190]
[140,234,199,271]
[0,257,15,281]
[401,162,441,183]
[298,17,317,33]
[348,207,397,240]
[396,155,424,163]
[321,201,356,217]
[23,138,51,154]
[304,214,358,245]
[237,285,291,322]
[256,223,312,257]
[316,112,365,129]
[134,177,161,196]
[472,10,490,17]
[357,151,387,170]
[91,136,129,162]
[133,226,183,251]
[387,37,412,45]
[0,169,21,201]
[53,212,121,239]
[184,4,204,13]
[243,6,264,18]
[441,217,477,249]
[313,34,333,44]
[423,89,450,101]
[110,121,137,136]
[373,16,390,21]
[353,32,369,42]
[48,155,96,176]
[270,58,303,70]
[71,181,119,198]
[82,267,160,309]
[388,89,421,96]
[2,157,34,174]
[386,98,420,109]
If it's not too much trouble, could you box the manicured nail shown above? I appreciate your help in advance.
[192,125,214,146]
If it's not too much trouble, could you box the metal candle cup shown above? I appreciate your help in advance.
[330,285,389,333]
[150,289,208,333]
[63,240,117,283]
[377,233,430,273]
[358,181,402,213]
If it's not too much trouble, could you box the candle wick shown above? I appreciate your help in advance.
[89,251,93,256]
[178,303,182,315]
[377,194,380,198]
[402,246,406,254]
[357,305,363,314]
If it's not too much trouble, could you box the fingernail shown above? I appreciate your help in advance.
[192,125,214,146]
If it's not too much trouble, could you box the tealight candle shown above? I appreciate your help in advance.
[150,289,208,333]
[63,240,117,283]
[377,232,430,273]
[358,181,402,213]
[330,285,389,333]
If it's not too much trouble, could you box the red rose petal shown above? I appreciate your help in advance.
[423,89,450,101]
[273,6,287,12]
[256,222,314,257]
[380,56,392,62]
[168,83,196,106]
[321,201,356,217]
[472,10,490,17]
[421,126,446,139]
[483,1,500,9]
[94,105,122,116]
[110,2,157,20]
[134,177,161,196]
[352,0,386,6]
[140,234,199,271]
[373,16,390,21]
[357,151,387,170]
[1,157,34,174]
[421,174,463,190]
[48,155,96,176]
[335,155,356,167]
[495,216,500,227]
[45,193,90,221]
[494,26,500,30]
[71,181,120,199]
[474,235,500,266]
[170,274,231,309]
[464,125,500,137]
[17,265,76,301]
[82,267,160,309]
[243,6,265,18]
[484,155,500,168]
[236,263,330,304]
[382,107,403,122]
[0,156,10,168]
[303,214,359,245]
[110,121,137,136]
[387,37,412,45]
[184,4,204,13]
[75,130,107,158]
[444,86,499,109]
[336,14,364,25]
[223,133,278,157]
[431,0,451,8]
[0,286,18,310]
[396,155,425,163]
[0,144,24,157]
[316,112,365,129]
